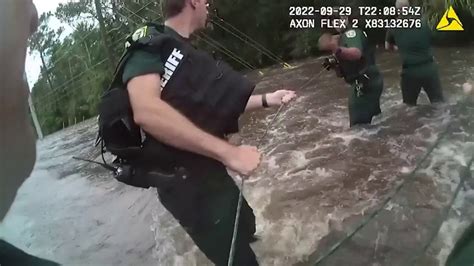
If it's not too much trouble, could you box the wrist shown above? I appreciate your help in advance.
[261,93,269,108]
[214,141,236,164]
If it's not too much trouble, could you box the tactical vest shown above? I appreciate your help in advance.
[96,23,255,187]
[152,27,255,137]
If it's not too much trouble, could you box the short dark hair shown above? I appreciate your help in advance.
[161,0,187,19]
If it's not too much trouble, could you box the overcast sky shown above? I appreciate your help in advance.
[26,0,69,88]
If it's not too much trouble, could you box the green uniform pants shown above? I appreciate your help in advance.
[0,240,60,266]
[401,63,444,106]
[446,223,474,266]
[348,73,384,127]
[155,161,258,266]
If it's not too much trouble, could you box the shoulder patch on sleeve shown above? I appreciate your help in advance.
[345,30,356,38]
[132,26,148,42]
[126,26,149,48]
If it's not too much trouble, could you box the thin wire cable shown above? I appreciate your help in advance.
[210,14,290,67]
[408,101,474,265]
[121,3,159,23]
[43,2,153,85]
[141,6,257,70]
[197,34,256,70]
[409,155,473,266]
[35,58,109,105]
[36,26,136,105]
[312,98,474,264]
[36,72,105,112]
[209,17,288,67]
[228,68,325,266]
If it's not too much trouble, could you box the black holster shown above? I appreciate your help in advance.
[113,158,189,189]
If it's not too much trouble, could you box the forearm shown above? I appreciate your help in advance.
[245,94,264,111]
[0,0,32,108]
[0,88,36,221]
[0,0,37,220]
[137,99,234,163]
[336,47,362,61]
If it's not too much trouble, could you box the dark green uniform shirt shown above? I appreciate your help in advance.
[386,19,434,68]
[385,18,443,105]
[338,29,384,126]
[339,29,381,81]
[122,26,187,84]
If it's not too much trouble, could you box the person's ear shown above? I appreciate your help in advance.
[189,0,198,9]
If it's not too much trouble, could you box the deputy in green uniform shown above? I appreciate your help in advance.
[102,0,297,265]
[318,26,384,127]
[385,0,444,106]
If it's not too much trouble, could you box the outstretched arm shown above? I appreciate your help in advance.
[245,90,297,111]
[127,73,261,175]
[335,47,362,61]
[319,32,361,61]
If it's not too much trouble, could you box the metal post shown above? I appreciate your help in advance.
[24,73,43,139]
[28,95,43,140]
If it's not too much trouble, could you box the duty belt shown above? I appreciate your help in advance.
[354,74,370,97]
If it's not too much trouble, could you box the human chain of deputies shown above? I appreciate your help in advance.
[3,0,472,265]
[91,0,447,265]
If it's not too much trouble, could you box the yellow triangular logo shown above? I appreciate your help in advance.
[436,6,464,31]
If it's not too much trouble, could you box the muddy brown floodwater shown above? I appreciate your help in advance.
[1,46,473,266]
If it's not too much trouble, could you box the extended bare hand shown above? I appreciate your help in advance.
[266,89,297,107]
[223,145,261,177]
